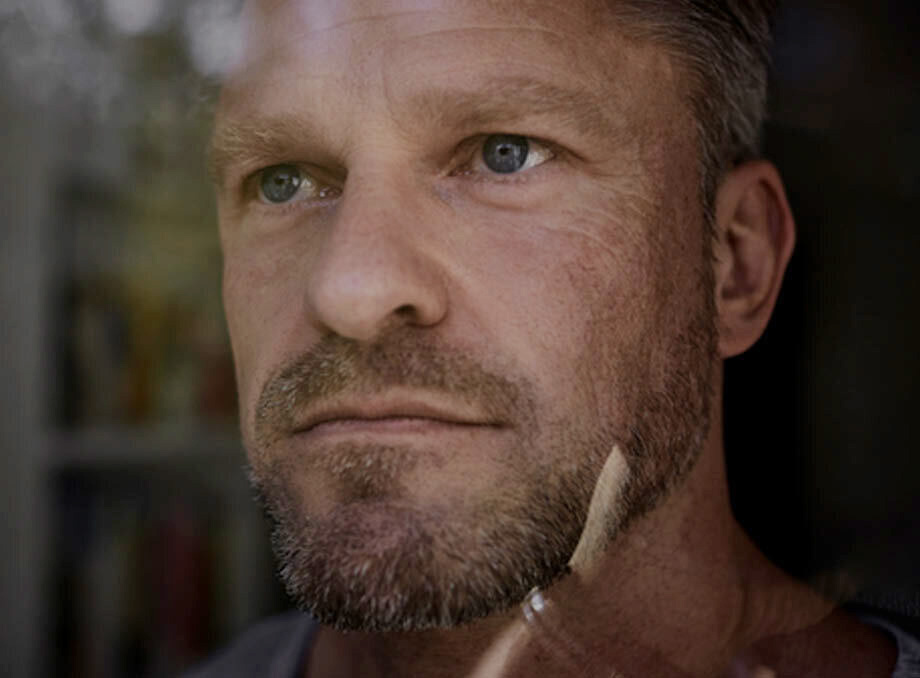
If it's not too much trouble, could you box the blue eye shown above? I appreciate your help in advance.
[259,164,305,203]
[482,135,530,174]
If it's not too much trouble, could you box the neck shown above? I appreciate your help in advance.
[305,409,883,678]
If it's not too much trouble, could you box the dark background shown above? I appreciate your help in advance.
[1,1,918,676]
[727,0,920,611]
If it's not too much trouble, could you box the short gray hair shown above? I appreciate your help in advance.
[608,1,777,225]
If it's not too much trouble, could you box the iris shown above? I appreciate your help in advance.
[260,164,304,203]
[482,135,529,174]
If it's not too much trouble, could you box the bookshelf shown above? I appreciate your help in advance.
[45,427,243,471]
[0,6,288,678]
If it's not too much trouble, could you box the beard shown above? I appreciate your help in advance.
[246,269,717,632]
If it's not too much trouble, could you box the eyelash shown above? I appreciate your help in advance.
[244,166,340,215]
[450,134,558,183]
[244,134,560,212]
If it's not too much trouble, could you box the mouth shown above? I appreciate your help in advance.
[292,393,505,437]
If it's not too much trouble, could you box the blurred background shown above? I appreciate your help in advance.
[0,1,917,676]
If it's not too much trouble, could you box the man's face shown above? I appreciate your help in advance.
[215,0,717,632]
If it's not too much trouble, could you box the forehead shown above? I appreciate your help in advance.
[219,0,679,123]
[238,0,610,54]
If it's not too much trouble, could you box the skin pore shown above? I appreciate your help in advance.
[214,0,898,676]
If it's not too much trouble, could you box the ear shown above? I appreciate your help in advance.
[712,160,796,358]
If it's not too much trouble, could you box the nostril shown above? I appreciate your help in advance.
[394,304,415,318]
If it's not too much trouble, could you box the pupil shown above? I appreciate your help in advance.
[483,135,529,174]
[261,164,302,203]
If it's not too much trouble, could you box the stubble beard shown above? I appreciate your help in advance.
[246,272,717,632]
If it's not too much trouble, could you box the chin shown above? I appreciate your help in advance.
[256,466,592,632]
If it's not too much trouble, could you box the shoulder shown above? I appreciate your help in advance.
[849,604,920,678]
[181,611,319,678]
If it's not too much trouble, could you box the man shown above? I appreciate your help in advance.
[189,0,920,676]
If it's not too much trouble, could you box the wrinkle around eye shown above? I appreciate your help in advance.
[437,141,574,213]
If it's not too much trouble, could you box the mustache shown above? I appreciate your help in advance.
[253,330,531,447]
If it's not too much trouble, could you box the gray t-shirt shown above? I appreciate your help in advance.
[855,608,920,678]
[181,612,317,678]
[182,608,920,678]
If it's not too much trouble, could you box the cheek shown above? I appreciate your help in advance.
[222,257,267,428]
[523,187,698,413]
[448,194,660,413]
[221,235,313,426]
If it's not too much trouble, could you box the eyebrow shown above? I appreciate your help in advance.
[407,77,619,142]
[208,76,619,187]
[208,113,327,188]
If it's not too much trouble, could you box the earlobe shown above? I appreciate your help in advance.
[713,161,796,358]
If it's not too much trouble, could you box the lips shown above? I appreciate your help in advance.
[292,393,502,435]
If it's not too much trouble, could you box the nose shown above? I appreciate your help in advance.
[304,173,449,342]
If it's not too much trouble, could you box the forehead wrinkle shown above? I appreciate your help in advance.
[247,0,460,44]
[225,16,331,91]
[298,8,436,34]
